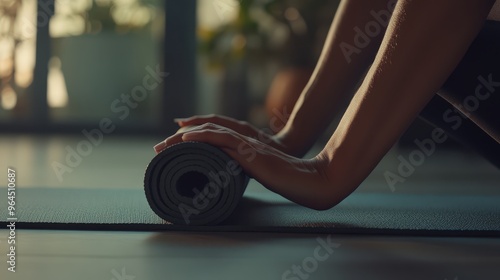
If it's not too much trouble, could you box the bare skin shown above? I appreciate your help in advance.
[154,0,496,210]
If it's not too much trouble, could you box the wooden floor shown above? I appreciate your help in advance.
[1,230,499,279]
[0,135,499,279]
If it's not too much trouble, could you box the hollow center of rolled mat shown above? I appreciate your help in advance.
[176,170,209,198]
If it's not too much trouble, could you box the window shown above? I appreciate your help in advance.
[0,0,187,134]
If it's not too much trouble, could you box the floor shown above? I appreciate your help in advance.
[0,135,499,279]
[1,230,499,280]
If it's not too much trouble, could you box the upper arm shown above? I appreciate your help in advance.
[318,0,496,199]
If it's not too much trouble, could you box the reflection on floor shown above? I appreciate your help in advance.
[0,230,499,280]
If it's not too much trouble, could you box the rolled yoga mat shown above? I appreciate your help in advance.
[144,141,249,225]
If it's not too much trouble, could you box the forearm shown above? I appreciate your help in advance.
[276,0,394,157]
[172,0,495,211]
[316,0,495,204]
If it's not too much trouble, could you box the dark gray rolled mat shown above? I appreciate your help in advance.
[144,141,249,225]
[1,187,499,236]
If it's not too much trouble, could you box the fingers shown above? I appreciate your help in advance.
[174,114,230,127]
[153,134,180,153]
[154,123,296,185]
[153,141,167,153]
[181,128,260,178]
[174,114,257,137]
[153,123,242,154]
[182,126,243,150]
[153,126,201,153]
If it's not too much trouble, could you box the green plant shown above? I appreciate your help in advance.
[199,0,339,67]
[51,0,159,36]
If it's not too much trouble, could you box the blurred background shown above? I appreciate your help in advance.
[0,0,340,133]
[1,0,498,190]
[0,0,164,131]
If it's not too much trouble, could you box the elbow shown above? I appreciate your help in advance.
[308,195,344,211]
[307,170,360,211]
[305,152,365,211]
[309,203,336,211]
[289,181,347,211]
[297,182,349,211]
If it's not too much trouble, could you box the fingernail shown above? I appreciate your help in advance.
[153,140,167,153]
[173,118,186,123]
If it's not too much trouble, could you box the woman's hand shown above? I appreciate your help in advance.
[154,114,290,154]
[176,114,262,138]
[153,122,336,210]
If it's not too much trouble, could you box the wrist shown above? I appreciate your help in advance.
[276,122,320,157]
[272,129,302,157]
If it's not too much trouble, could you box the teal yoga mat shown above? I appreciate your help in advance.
[0,187,499,236]
[144,142,249,225]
